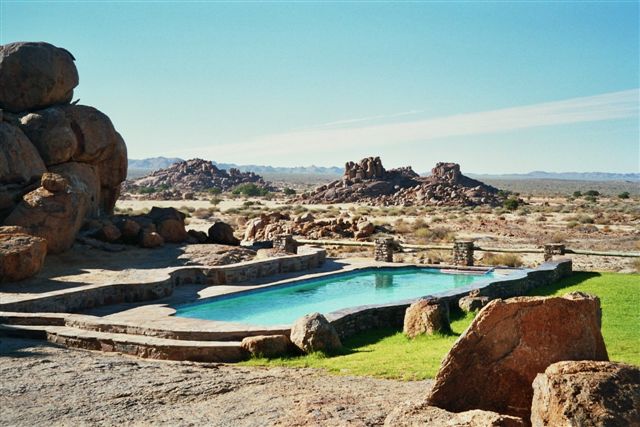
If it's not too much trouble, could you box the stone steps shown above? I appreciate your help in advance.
[0,324,248,363]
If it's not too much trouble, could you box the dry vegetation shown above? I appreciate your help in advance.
[117,177,640,272]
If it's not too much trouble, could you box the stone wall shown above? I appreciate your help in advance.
[273,234,297,254]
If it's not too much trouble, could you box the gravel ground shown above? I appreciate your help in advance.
[0,337,428,426]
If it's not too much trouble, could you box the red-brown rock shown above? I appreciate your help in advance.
[18,107,77,165]
[384,402,525,427]
[240,335,292,358]
[0,122,46,185]
[0,226,47,282]
[0,42,78,113]
[531,360,640,427]
[140,230,164,248]
[403,299,450,338]
[426,292,608,420]
[4,175,87,253]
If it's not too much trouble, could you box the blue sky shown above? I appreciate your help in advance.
[2,1,638,173]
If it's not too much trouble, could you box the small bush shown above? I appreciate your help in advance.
[573,191,582,198]
[207,187,222,195]
[209,197,222,205]
[618,192,630,199]
[232,183,269,197]
[585,190,600,197]
[503,198,519,211]
[283,187,296,196]
[483,252,523,267]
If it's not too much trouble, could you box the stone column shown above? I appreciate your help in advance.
[544,243,565,261]
[374,237,394,262]
[273,234,297,254]
[453,240,474,266]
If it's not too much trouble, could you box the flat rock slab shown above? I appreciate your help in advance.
[427,292,608,420]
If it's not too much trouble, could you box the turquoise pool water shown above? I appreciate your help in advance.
[173,267,499,326]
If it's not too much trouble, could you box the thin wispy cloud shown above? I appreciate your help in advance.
[185,89,639,162]
[300,109,425,130]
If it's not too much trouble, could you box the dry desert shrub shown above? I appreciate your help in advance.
[482,252,524,267]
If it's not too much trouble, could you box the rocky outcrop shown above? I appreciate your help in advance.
[0,226,47,282]
[5,174,87,253]
[302,157,503,206]
[384,402,525,427]
[403,299,450,338]
[0,42,78,113]
[426,292,608,420]
[147,207,188,243]
[290,313,342,354]
[243,212,376,242]
[123,158,273,196]
[240,335,292,358]
[0,41,127,262]
[531,360,640,427]
[208,221,240,246]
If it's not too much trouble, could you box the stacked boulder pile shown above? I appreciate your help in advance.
[86,207,241,249]
[243,211,377,242]
[302,156,503,206]
[122,158,274,199]
[1,42,127,281]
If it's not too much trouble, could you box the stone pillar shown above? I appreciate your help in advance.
[374,237,394,262]
[273,234,297,253]
[453,240,474,266]
[544,243,565,261]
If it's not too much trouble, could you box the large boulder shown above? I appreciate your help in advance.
[0,122,46,185]
[240,335,291,358]
[426,292,608,420]
[0,42,78,113]
[49,162,101,217]
[146,207,187,243]
[0,226,47,282]
[384,402,525,427]
[18,107,77,166]
[290,312,342,354]
[403,299,450,338]
[208,221,240,246]
[4,174,87,253]
[531,360,640,427]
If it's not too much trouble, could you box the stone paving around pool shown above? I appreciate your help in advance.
[0,240,573,363]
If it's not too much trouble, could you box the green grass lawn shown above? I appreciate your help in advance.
[240,272,639,380]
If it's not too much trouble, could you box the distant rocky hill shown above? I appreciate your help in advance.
[123,158,273,196]
[302,157,503,206]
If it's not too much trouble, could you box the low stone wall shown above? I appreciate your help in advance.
[329,259,572,339]
[0,246,326,313]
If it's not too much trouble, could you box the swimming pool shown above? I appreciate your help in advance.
[173,267,500,326]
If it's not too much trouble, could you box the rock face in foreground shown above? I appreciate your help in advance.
[290,313,342,354]
[384,402,525,427]
[302,157,503,206]
[0,42,79,113]
[0,41,128,261]
[0,226,47,282]
[426,292,608,420]
[531,360,640,427]
[123,158,273,196]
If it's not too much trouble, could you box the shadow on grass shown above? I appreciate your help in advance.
[527,271,602,297]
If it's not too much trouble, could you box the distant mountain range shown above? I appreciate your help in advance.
[467,171,640,182]
[128,157,343,175]
[128,158,638,181]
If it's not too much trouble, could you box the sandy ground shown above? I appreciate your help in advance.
[0,337,427,427]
